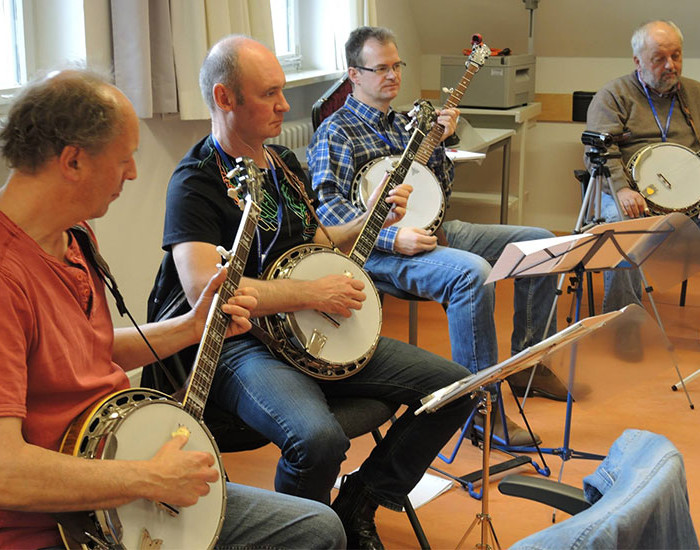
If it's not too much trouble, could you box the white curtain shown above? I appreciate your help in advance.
[111,0,274,120]
[358,0,377,26]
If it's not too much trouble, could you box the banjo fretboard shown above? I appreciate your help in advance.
[183,197,260,420]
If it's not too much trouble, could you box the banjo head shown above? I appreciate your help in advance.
[65,390,226,550]
[628,142,700,217]
[354,156,446,234]
[263,245,382,379]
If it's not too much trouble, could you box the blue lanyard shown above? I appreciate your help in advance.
[345,104,404,150]
[256,151,284,274]
[211,134,234,172]
[637,71,676,142]
[211,135,283,274]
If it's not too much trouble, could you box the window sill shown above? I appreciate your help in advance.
[285,69,345,89]
[0,87,21,116]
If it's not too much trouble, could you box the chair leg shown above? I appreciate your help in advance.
[408,300,419,346]
[402,495,431,550]
[371,428,431,549]
[680,279,688,307]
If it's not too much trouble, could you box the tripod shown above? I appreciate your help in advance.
[456,389,501,550]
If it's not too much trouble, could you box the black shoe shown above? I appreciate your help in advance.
[473,408,542,446]
[332,473,385,550]
[508,364,569,402]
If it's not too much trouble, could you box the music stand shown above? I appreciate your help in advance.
[491,213,697,412]
[473,213,697,473]
[417,307,630,550]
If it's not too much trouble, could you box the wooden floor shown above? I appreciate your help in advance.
[223,271,700,549]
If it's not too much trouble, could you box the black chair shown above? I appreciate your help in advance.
[204,399,430,549]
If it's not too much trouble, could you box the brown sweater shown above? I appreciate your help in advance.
[585,71,700,193]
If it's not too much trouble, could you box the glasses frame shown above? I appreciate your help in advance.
[351,61,407,76]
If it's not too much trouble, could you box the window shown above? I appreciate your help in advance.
[0,0,27,90]
[270,0,302,72]
[270,0,358,76]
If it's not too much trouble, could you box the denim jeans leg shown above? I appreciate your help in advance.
[365,245,496,374]
[600,193,643,311]
[321,337,474,510]
[216,482,346,549]
[442,220,558,355]
[209,336,350,504]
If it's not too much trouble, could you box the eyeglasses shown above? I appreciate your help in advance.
[352,61,406,76]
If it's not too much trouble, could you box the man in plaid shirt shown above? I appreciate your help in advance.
[308,26,566,446]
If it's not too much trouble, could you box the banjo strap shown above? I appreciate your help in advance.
[676,86,700,146]
[69,225,180,391]
[264,146,339,251]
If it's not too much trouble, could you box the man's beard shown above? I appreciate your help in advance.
[639,66,679,94]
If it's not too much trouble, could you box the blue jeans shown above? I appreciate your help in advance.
[364,220,557,373]
[600,193,644,312]
[41,484,344,550]
[217,482,345,549]
[600,194,700,312]
[209,335,474,510]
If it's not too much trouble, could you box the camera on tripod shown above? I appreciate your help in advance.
[581,130,614,148]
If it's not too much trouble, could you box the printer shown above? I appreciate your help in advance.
[440,54,536,109]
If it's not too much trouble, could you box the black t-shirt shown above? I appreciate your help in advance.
[150,136,319,322]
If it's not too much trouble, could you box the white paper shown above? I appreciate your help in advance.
[334,471,454,509]
[485,233,593,284]
[446,149,486,163]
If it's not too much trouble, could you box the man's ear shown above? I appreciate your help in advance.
[213,83,236,112]
[633,55,641,71]
[58,145,82,181]
[348,67,361,87]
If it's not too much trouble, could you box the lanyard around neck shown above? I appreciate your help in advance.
[345,103,404,150]
[211,135,283,275]
[637,71,676,142]
[255,148,284,274]
[211,134,234,172]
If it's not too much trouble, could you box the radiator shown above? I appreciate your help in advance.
[266,119,314,150]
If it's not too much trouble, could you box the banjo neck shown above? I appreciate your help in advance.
[414,62,482,165]
[414,36,491,166]
[348,101,435,266]
[182,196,260,420]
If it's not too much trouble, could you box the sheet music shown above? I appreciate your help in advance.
[485,233,593,284]
[415,308,626,415]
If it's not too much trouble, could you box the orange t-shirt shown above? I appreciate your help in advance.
[0,214,128,549]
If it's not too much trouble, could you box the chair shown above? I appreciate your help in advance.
[311,74,432,348]
[311,74,353,131]
[498,429,699,549]
[204,399,430,549]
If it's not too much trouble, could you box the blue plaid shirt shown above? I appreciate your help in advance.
[307,94,454,253]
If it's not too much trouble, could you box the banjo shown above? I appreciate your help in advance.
[626,142,700,218]
[351,34,491,233]
[260,101,437,380]
[57,167,264,550]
